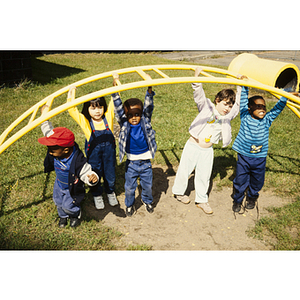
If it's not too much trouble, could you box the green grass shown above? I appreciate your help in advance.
[248,197,300,250]
[0,52,300,250]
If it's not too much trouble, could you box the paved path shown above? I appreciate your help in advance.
[155,50,300,70]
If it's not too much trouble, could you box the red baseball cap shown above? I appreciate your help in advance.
[38,127,75,147]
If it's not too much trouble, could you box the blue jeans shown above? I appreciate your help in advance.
[233,154,266,203]
[88,140,116,196]
[125,159,153,207]
[53,179,80,218]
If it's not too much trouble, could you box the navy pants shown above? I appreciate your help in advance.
[124,159,153,207]
[53,179,80,218]
[233,154,266,203]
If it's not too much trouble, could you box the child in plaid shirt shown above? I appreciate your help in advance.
[111,74,157,217]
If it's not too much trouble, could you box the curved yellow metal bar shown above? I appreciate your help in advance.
[0,64,299,155]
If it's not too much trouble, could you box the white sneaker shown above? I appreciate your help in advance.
[94,195,104,209]
[196,202,213,214]
[107,192,118,206]
[173,194,190,204]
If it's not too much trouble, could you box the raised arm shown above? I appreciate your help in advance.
[239,86,249,117]
[143,74,155,121]
[227,85,242,120]
[265,95,287,126]
[192,67,207,112]
[105,97,115,134]
[67,86,91,140]
[112,75,127,126]
[111,92,126,126]
[227,75,247,120]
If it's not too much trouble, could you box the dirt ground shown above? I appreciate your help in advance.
[85,164,292,250]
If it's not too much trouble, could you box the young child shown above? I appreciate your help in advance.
[38,106,99,228]
[111,74,157,217]
[172,67,243,214]
[232,82,287,212]
[67,87,118,210]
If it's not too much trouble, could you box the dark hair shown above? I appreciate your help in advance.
[124,98,143,114]
[214,89,236,105]
[81,97,107,120]
[248,95,265,108]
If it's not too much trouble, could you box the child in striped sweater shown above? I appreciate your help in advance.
[232,80,287,212]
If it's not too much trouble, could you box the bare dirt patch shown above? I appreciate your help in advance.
[85,164,292,250]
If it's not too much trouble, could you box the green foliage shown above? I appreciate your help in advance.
[248,197,300,250]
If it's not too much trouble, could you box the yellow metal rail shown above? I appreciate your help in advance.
[0,64,299,155]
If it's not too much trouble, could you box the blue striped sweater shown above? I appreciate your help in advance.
[232,86,287,158]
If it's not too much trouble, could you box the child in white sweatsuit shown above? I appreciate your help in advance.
[172,67,243,214]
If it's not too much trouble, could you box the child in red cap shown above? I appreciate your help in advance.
[38,106,99,228]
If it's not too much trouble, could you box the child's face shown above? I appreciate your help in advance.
[125,105,142,125]
[88,105,104,121]
[48,146,71,159]
[249,99,266,119]
[215,99,233,116]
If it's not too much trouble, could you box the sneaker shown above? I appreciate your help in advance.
[94,195,104,209]
[141,200,154,213]
[107,192,118,206]
[70,217,81,228]
[58,217,68,228]
[245,198,256,209]
[232,201,242,212]
[126,206,134,217]
[196,202,213,214]
[173,194,190,204]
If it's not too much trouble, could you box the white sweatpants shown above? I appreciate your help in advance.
[172,139,213,203]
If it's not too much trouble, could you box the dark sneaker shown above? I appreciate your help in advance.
[70,217,81,228]
[245,198,256,209]
[58,218,68,228]
[126,206,134,217]
[232,201,242,213]
[141,200,154,213]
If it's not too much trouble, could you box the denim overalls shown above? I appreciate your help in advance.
[85,117,116,197]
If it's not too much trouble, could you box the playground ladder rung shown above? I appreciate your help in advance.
[136,69,149,80]
[200,70,215,78]
[29,105,39,124]
[153,68,169,78]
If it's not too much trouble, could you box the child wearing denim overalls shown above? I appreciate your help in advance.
[67,87,118,210]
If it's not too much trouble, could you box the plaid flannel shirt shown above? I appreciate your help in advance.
[112,90,157,162]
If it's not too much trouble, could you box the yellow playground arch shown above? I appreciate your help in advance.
[1,56,300,155]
